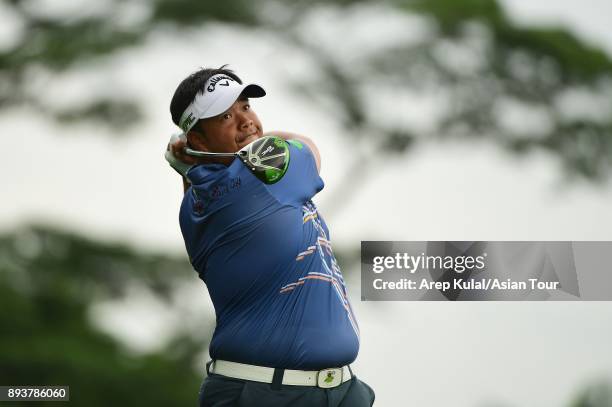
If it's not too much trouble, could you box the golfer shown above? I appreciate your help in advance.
[165,66,375,407]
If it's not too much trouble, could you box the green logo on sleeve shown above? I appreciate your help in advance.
[287,139,303,149]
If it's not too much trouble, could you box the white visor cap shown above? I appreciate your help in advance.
[178,74,266,132]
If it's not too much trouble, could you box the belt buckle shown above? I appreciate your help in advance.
[317,368,343,388]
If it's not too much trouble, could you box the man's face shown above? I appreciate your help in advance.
[192,97,263,155]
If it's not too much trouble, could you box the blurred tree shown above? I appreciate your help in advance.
[274,0,612,211]
[0,225,210,406]
[1,0,611,183]
[572,381,612,407]
[2,2,610,404]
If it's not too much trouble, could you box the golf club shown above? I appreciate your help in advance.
[184,135,290,184]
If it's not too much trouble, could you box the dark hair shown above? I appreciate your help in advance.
[169,65,242,129]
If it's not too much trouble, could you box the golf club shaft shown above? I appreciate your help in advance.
[184,147,237,158]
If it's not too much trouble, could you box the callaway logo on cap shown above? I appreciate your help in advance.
[207,75,232,92]
[179,74,266,132]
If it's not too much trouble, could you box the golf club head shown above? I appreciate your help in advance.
[237,136,290,184]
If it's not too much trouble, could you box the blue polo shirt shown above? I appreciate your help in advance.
[179,141,359,370]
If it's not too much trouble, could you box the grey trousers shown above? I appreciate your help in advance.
[198,373,375,407]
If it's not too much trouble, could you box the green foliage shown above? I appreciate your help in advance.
[571,381,612,407]
[403,0,612,81]
[54,99,143,130]
[0,225,206,406]
[152,0,258,25]
[404,0,507,33]
[312,0,612,182]
[0,0,260,129]
[497,27,612,83]
[7,19,142,71]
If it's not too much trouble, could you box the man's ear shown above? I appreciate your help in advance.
[186,128,208,152]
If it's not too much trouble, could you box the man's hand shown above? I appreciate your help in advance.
[164,133,199,180]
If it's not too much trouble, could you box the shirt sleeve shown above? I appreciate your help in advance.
[265,139,324,206]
